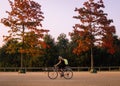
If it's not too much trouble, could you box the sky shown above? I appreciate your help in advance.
[0,0,120,47]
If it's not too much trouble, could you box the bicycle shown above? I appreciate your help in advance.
[48,66,73,79]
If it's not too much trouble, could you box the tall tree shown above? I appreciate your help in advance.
[70,0,116,72]
[1,0,49,69]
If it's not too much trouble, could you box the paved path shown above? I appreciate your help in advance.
[0,72,120,86]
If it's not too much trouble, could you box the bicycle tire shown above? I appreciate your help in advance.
[63,67,73,79]
[48,68,58,79]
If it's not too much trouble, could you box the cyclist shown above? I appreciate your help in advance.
[54,56,68,77]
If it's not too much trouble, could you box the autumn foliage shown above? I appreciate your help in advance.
[1,0,49,55]
[70,0,116,55]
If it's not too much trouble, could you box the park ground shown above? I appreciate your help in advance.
[0,71,120,86]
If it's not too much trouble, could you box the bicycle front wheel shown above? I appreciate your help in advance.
[63,67,73,79]
[48,68,58,79]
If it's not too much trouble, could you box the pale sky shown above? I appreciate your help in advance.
[0,0,120,47]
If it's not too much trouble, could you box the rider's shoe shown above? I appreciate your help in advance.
[60,73,64,77]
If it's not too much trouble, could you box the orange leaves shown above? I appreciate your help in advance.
[2,0,49,41]
[71,0,116,55]
[102,35,115,54]
[1,18,11,27]
[39,41,48,49]
[73,40,89,55]
[1,0,49,57]
[6,0,45,28]
[19,48,26,54]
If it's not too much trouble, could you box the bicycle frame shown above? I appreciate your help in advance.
[48,66,73,79]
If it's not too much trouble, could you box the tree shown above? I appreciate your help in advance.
[1,0,49,69]
[57,33,69,57]
[0,39,20,67]
[42,34,58,67]
[70,0,116,72]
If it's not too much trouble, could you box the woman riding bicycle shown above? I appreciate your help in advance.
[54,56,68,77]
[48,56,73,79]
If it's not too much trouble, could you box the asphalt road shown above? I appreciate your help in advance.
[0,72,120,86]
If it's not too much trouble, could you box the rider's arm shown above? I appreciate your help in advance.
[54,60,61,66]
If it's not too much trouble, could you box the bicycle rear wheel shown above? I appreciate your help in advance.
[48,68,58,79]
[63,67,73,79]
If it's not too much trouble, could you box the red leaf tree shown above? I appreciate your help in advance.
[1,0,49,69]
[70,0,116,72]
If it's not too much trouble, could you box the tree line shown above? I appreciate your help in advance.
[0,33,120,67]
[0,0,120,68]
